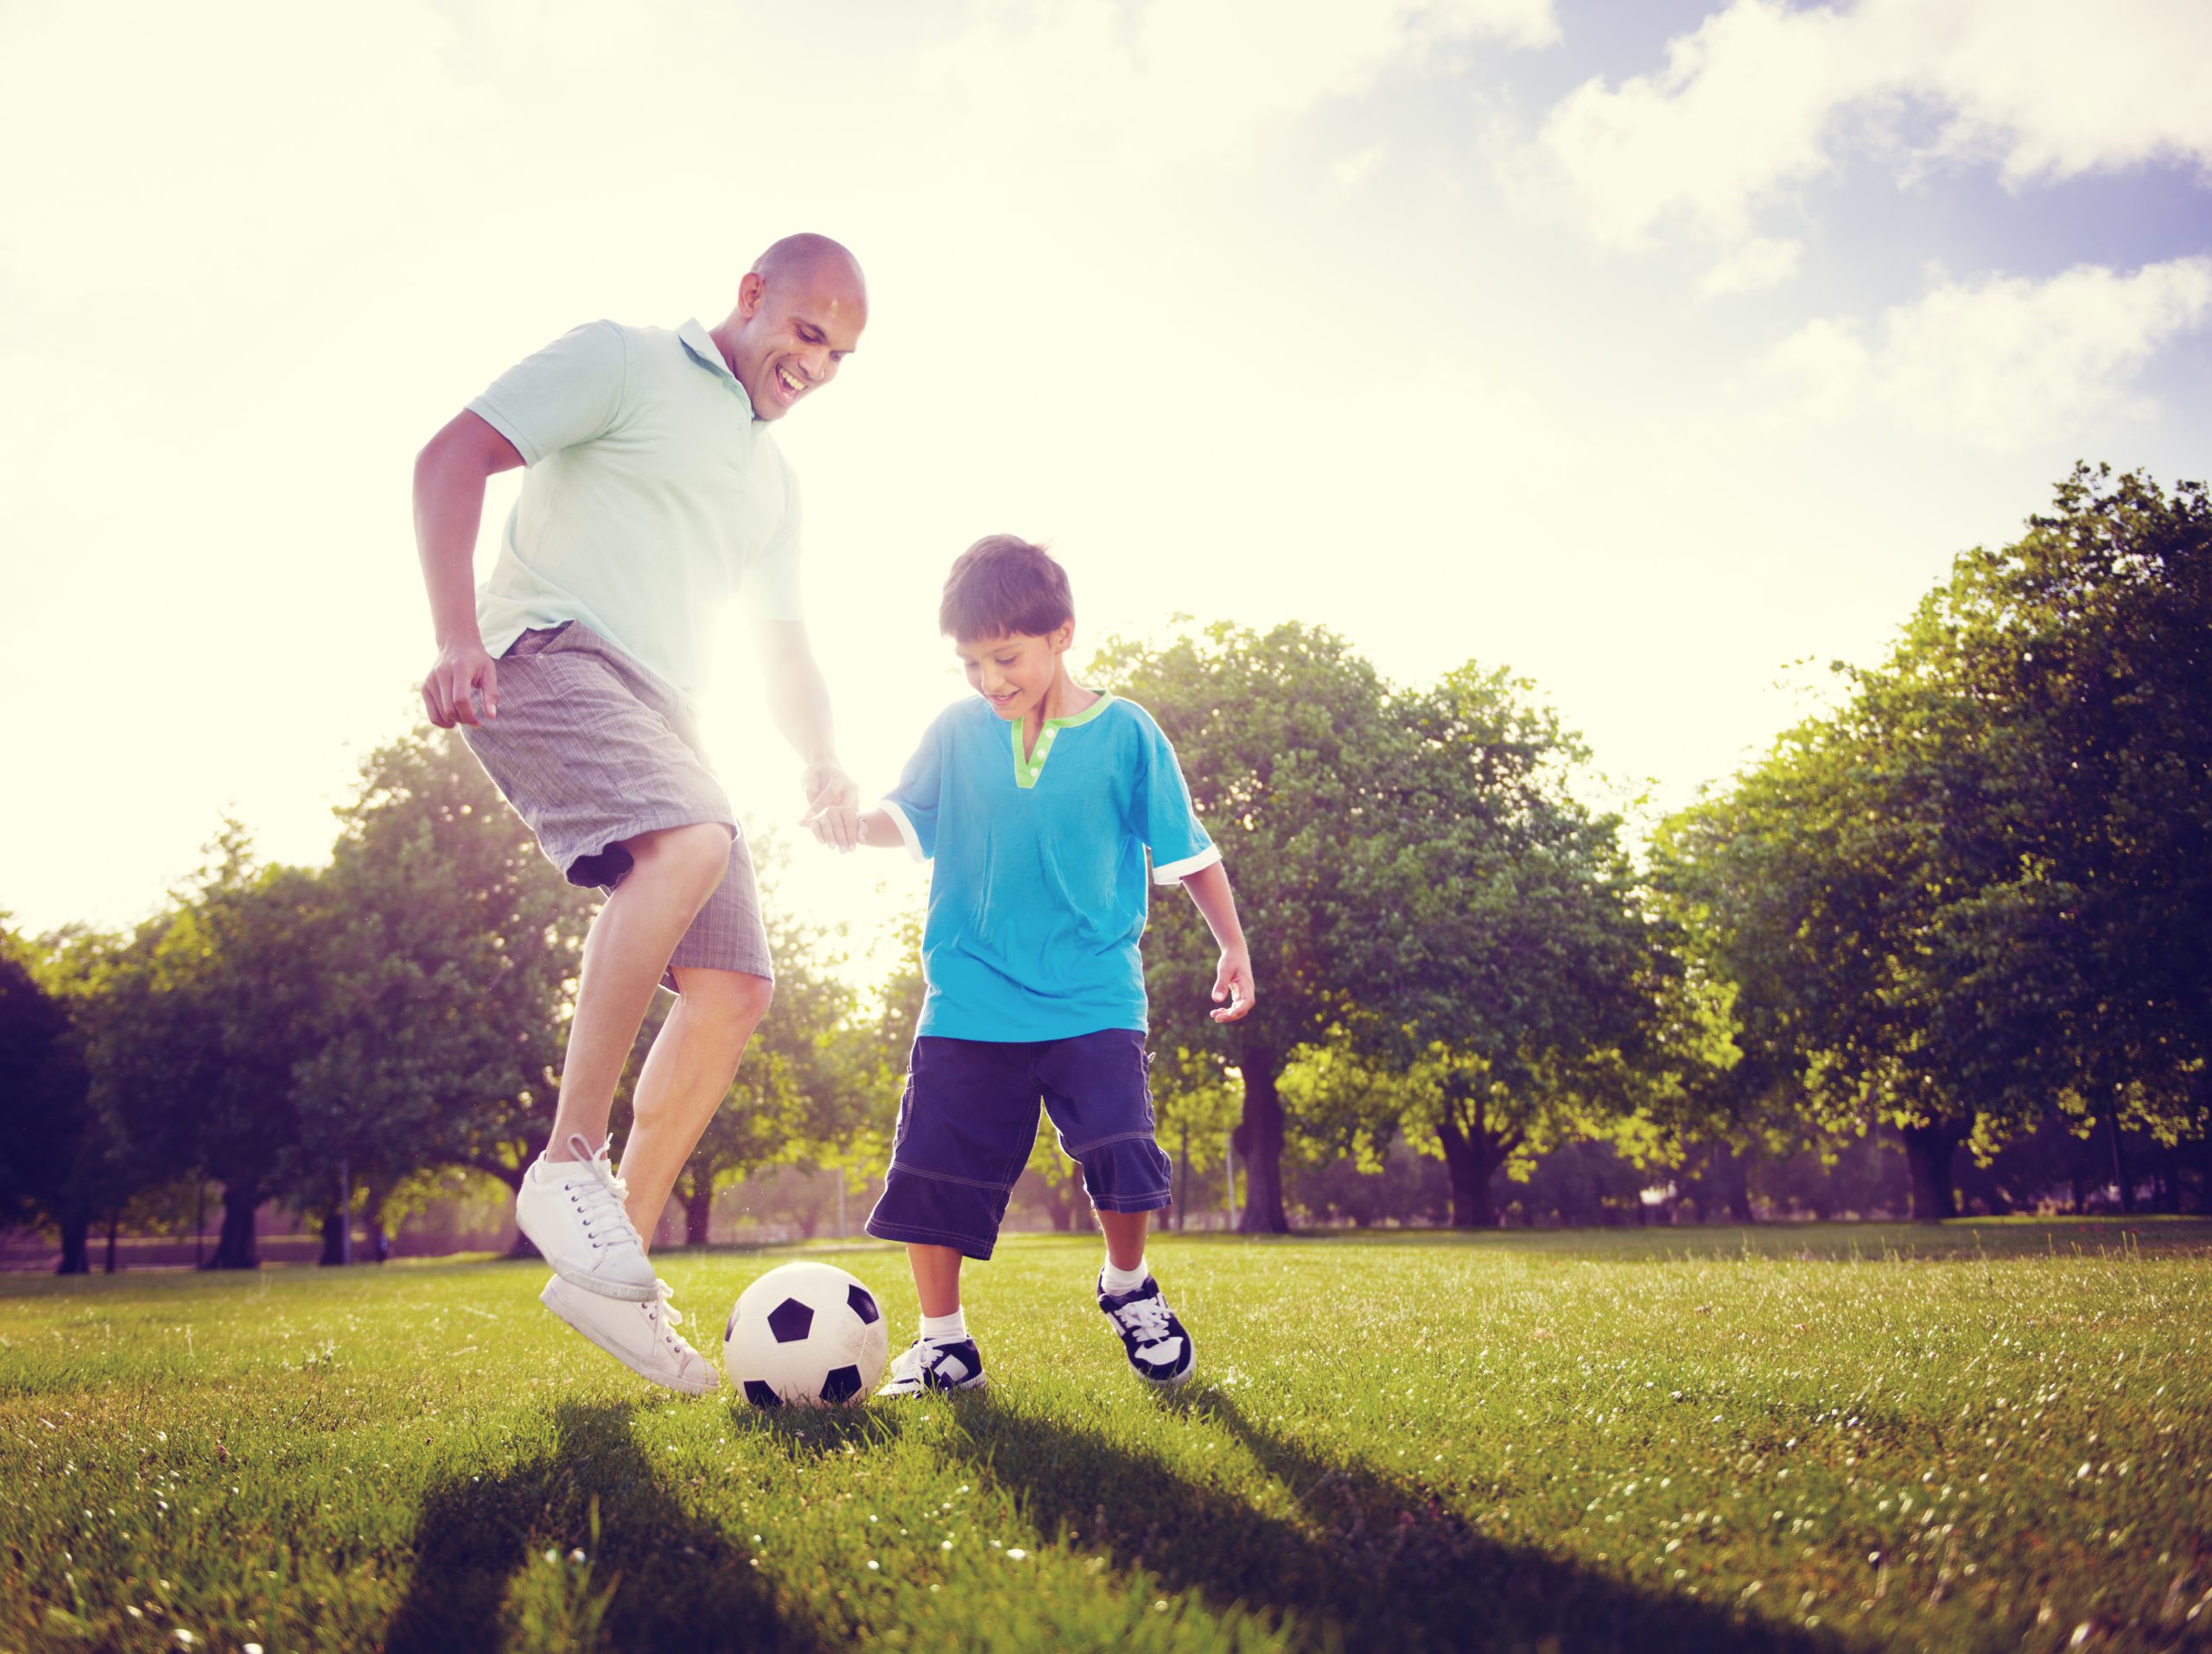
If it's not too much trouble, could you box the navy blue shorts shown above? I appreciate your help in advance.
[865,1030,1174,1260]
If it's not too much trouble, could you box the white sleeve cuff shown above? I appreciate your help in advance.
[1151,843,1223,886]
[880,800,928,863]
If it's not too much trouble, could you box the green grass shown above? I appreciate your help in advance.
[3,1221,2209,1652]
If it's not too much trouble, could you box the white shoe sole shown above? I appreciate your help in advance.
[539,1280,717,1396]
[513,1206,660,1303]
[876,1373,988,1399]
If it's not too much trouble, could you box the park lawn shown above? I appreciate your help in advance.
[1,1222,2208,1653]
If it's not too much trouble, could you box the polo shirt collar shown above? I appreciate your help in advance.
[677,318,756,417]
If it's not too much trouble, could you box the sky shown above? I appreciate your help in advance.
[3,0,2209,958]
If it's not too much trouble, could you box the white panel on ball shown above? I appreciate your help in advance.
[724,1260,890,1408]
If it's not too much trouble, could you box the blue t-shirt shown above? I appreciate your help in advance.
[881,692,1221,1041]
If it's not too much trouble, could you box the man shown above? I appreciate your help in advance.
[414,233,868,1393]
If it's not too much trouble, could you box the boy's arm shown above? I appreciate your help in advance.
[808,805,911,853]
[1179,862,1255,1023]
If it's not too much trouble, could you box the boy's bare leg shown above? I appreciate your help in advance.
[1094,1207,1192,1384]
[618,965,772,1244]
[1096,1210,1149,1273]
[543,822,732,1163]
[909,1244,964,1316]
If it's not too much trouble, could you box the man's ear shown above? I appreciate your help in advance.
[736,270,766,320]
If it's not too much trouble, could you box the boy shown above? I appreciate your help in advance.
[819,535,1254,1395]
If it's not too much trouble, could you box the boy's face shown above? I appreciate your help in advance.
[955,625,1072,722]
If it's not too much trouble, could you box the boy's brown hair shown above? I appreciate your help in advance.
[939,534,1073,641]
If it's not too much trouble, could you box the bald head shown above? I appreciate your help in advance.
[752,233,868,307]
[715,233,868,422]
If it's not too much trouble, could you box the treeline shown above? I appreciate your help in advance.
[0,738,895,1273]
[3,466,2206,1269]
[1113,464,2211,1228]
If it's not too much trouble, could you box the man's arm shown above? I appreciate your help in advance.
[416,410,524,728]
[1180,861,1255,1022]
[758,618,860,849]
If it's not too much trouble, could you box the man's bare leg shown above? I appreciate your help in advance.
[618,965,772,1244]
[543,822,732,1162]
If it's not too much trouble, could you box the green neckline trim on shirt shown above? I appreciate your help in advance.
[1011,690,1114,789]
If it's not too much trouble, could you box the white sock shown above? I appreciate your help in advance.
[919,1308,968,1342]
[1100,1257,1147,1295]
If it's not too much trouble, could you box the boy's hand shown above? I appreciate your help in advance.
[805,801,864,852]
[799,761,860,851]
[1210,946,1255,1022]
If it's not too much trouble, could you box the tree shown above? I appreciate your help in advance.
[1654,468,2212,1218]
[1091,621,1409,1232]
[87,830,329,1267]
[292,729,594,1245]
[1362,665,1681,1227]
[0,930,107,1272]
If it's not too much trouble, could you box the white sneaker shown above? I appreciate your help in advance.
[514,1133,658,1301]
[540,1275,719,1396]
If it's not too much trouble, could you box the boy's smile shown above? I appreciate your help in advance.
[956,625,1082,731]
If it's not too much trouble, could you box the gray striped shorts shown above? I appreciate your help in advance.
[461,621,772,989]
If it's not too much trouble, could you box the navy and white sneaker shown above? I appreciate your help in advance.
[1097,1274,1195,1387]
[875,1337,988,1397]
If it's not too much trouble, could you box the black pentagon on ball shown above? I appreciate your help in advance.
[847,1284,880,1325]
[820,1364,863,1404]
[724,1310,737,1344]
[742,1379,782,1409]
[766,1297,815,1344]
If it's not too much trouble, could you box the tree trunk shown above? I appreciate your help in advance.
[683,1175,715,1248]
[1719,1143,1757,1225]
[56,1213,91,1275]
[1900,1121,1964,1224]
[105,1209,122,1274]
[1234,1050,1290,1234]
[207,1184,261,1269]
[1434,1109,1509,1228]
[2104,1105,2135,1215]
[364,1184,391,1262]
[320,1208,348,1266]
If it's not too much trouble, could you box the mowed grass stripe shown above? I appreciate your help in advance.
[2,1223,2207,1651]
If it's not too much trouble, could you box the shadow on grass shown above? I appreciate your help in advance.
[385,1399,828,1654]
[942,1385,1834,1654]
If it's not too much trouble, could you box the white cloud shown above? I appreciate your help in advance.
[1333,143,1389,188]
[1503,0,2212,260]
[1758,256,2212,448]
[921,0,1558,167]
[1699,235,1802,296]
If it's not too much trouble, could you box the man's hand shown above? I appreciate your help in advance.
[1210,945,1256,1023]
[799,760,860,851]
[423,639,499,728]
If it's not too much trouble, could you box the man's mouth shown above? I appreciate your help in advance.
[775,365,805,402]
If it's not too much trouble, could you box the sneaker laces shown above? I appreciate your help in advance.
[557,1132,646,1255]
[1113,1295,1175,1345]
[644,1279,690,1348]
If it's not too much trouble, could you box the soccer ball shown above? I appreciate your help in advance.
[723,1261,890,1408]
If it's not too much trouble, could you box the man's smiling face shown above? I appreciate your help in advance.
[726,252,867,421]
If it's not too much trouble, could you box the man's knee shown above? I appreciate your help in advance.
[623,821,732,907]
[674,967,773,1034]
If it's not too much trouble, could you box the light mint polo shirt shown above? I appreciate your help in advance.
[468,318,803,700]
